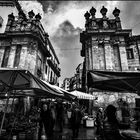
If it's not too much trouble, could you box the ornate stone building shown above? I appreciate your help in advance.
[0,0,60,85]
[80,6,140,89]
[80,6,140,106]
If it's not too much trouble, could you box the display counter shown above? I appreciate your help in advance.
[83,116,95,128]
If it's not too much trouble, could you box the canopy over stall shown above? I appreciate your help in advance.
[0,68,75,135]
[41,80,77,100]
[87,70,140,92]
[70,90,95,100]
[0,68,63,98]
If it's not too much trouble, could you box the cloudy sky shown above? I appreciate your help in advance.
[19,1,140,85]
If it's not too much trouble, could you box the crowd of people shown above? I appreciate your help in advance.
[36,99,140,140]
[37,100,86,140]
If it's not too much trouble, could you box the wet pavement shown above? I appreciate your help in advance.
[52,125,97,140]
[0,124,97,140]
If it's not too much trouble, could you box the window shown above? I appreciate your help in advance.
[126,48,134,59]
[14,45,22,67]
[37,55,42,71]
[45,65,48,74]
[37,54,43,77]
[1,46,10,67]
[50,71,52,82]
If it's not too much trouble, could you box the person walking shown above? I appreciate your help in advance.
[96,107,103,135]
[38,102,54,140]
[56,100,64,132]
[71,103,83,139]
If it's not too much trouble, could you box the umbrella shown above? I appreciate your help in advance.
[0,68,64,97]
[0,68,64,135]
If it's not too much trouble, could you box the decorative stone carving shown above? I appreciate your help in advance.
[113,7,120,18]
[84,11,90,30]
[100,6,108,18]
[28,10,35,19]
[35,13,42,21]
[90,7,96,19]
[113,7,122,30]
[84,11,90,20]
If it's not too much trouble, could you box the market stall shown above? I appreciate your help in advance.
[0,68,71,139]
[87,70,140,132]
[70,90,95,100]
[70,90,96,127]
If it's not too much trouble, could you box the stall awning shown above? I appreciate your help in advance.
[87,70,140,92]
[0,68,63,98]
[70,90,95,100]
[41,80,77,100]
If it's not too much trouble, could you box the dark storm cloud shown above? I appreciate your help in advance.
[54,20,82,37]
[51,20,82,57]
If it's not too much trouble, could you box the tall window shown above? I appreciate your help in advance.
[45,65,48,74]
[1,46,10,67]
[50,71,52,82]
[126,48,134,59]
[37,56,42,71]
[98,43,105,69]
[113,44,121,70]
[14,45,22,67]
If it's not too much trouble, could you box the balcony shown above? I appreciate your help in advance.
[47,59,61,77]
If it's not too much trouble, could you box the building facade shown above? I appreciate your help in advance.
[63,63,83,91]
[62,78,70,91]
[80,6,140,89]
[0,0,60,85]
[80,6,140,106]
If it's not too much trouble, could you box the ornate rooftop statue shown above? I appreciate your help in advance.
[90,7,96,18]
[84,11,90,21]
[100,6,108,18]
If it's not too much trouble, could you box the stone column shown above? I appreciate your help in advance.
[0,46,5,66]
[119,42,128,71]
[7,46,16,68]
[104,41,113,70]
[92,41,99,69]
[85,43,89,71]
[18,45,28,69]
[88,41,93,70]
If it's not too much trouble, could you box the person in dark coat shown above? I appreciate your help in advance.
[38,102,54,140]
[96,107,103,135]
[71,103,83,139]
[103,105,122,140]
[56,100,64,132]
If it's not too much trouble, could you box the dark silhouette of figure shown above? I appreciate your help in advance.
[103,105,122,140]
[96,107,103,135]
[56,101,64,132]
[38,102,54,140]
[71,103,83,139]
